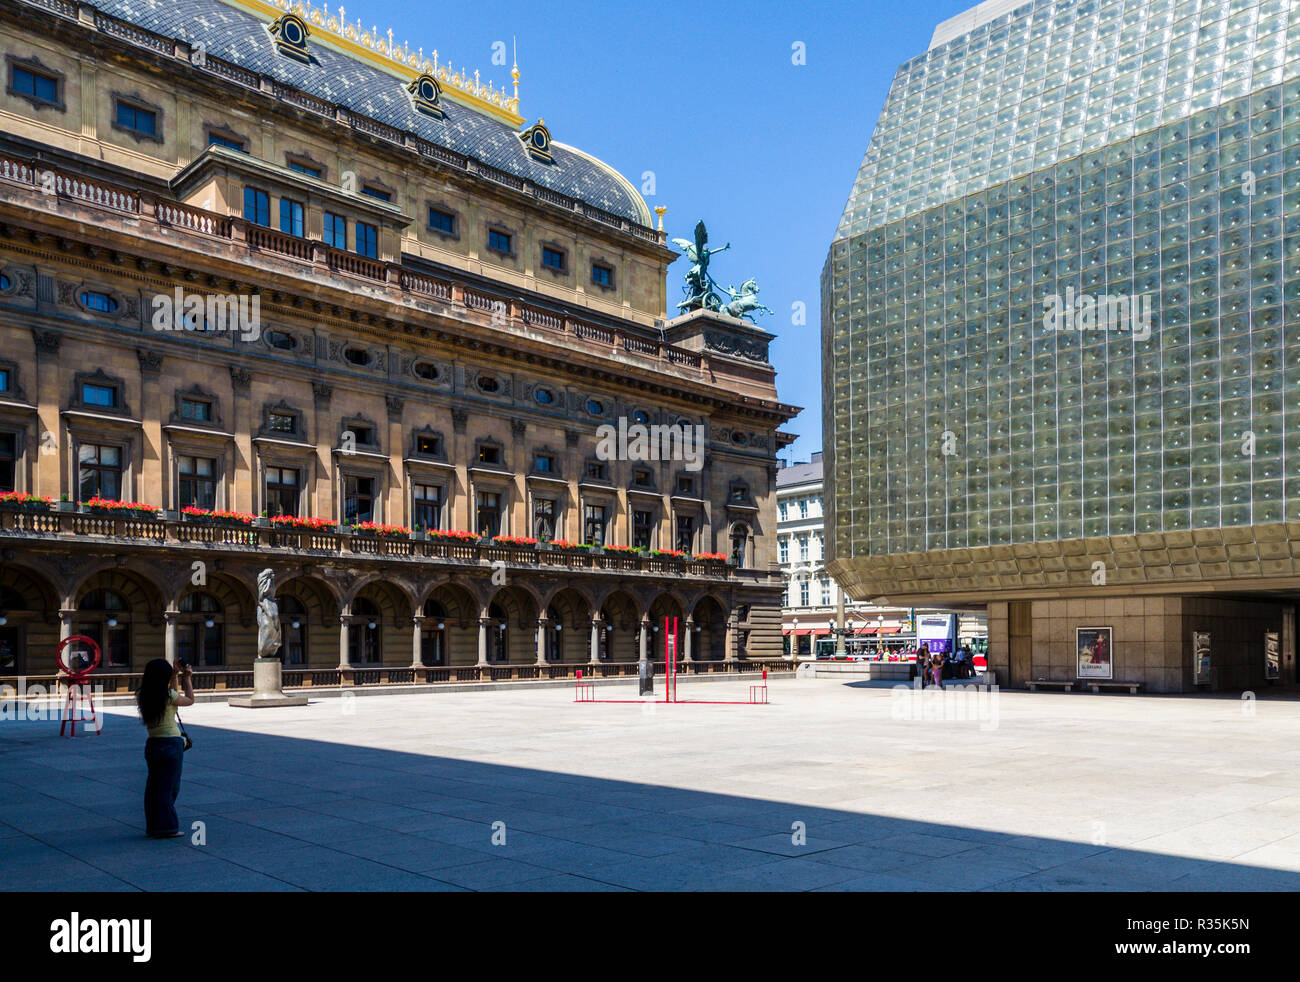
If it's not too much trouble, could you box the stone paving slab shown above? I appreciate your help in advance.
[4,678,1300,890]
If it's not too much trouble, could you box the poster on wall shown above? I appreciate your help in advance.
[1265,632,1280,681]
[1076,627,1113,680]
[1193,631,1212,686]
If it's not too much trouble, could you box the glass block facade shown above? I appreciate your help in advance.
[823,0,1300,568]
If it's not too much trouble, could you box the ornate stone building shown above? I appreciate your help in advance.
[0,0,798,679]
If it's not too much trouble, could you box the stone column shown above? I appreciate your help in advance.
[589,617,601,664]
[163,609,179,665]
[58,608,76,643]
[535,614,548,666]
[638,617,649,663]
[477,615,490,666]
[684,617,695,662]
[411,614,425,669]
[834,590,846,658]
[338,614,351,670]
[725,612,738,662]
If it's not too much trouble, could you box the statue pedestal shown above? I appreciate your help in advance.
[229,658,308,708]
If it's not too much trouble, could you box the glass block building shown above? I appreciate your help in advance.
[822,0,1300,691]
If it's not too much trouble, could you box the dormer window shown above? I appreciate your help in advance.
[270,13,311,64]
[520,120,552,163]
[408,73,445,119]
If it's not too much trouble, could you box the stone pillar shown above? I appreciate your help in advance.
[163,609,178,665]
[589,617,601,664]
[724,612,738,662]
[535,614,548,666]
[411,614,425,668]
[338,614,351,670]
[477,614,490,666]
[834,591,846,657]
[638,617,649,663]
[684,618,695,662]
[58,607,75,643]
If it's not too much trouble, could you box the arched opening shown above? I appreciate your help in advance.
[422,583,478,666]
[648,593,686,661]
[77,588,133,669]
[349,597,382,665]
[488,602,508,663]
[599,591,639,662]
[486,585,540,663]
[278,595,308,665]
[0,584,26,673]
[546,588,591,663]
[692,596,727,661]
[421,599,447,666]
[176,590,224,668]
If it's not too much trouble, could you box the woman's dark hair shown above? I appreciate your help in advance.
[136,658,174,729]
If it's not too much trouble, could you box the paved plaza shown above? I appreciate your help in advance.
[4,677,1300,891]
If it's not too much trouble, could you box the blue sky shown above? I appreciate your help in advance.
[360,0,978,462]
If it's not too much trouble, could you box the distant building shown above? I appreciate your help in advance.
[776,452,983,657]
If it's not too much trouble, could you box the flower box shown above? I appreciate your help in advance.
[649,549,688,560]
[84,497,159,519]
[181,507,256,527]
[0,491,52,513]
[352,522,412,537]
[428,529,477,543]
[492,535,538,548]
[268,515,337,532]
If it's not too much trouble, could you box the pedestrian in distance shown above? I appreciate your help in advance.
[136,658,195,838]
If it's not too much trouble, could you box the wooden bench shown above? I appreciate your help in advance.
[1086,681,1144,694]
[1025,679,1074,692]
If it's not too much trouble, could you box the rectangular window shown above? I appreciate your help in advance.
[0,368,8,392]
[279,198,304,237]
[114,101,156,136]
[779,538,789,563]
[821,578,832,605]
[428,208,456,234]
[799,536,809,561]
[347,425,374,446]
[675,515,695,553]
[676,475,694,495]
[267,412,296,434]
[799,499,808,518]
[12,66,58,104]
[779,501,788,520]
[322,212,346,250]
[542,246,566,271]
[288,160,321,178]
[180,398,211,422]
[585,461,606,480]
[416,434,441,456]
[413,483,442,532]
[178,455,217,510]
[633,468,652,487]
[476,491,502,537]
[488,229,512,254]
[343,475,374,525]
[243,187,270,227]
[0,432,16,493]
[632,510,654,550]
[208,133,245,152]
[356,222,378,259]
[78,443,121,500]
[533,497,556,540]
[82,382,117,408]
[264,465,299,517]
[361,186,391,202]
[799,581,810,606]
[478,445,501,466]
[591,263,613,286]
[534,453,554,473]
[584,504,607,546]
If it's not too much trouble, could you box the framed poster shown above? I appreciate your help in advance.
[1265,632,1280,681]
[1077,626,1113,680]
[1193,631,1212,686]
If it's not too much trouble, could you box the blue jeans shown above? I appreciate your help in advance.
[144,737,185,836]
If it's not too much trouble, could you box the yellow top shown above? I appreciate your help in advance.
[147,689,183,739]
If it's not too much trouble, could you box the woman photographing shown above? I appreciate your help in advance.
[136,658,195,838]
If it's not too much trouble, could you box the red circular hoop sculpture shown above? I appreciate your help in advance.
[56,634,102,737]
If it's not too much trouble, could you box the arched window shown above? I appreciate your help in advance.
[279,595,307,666]
[349,598,381,665]
[77,588,131,668]
[421,600,446,666]
[731,524,749,568]
[546,606,562,662]
[177,591,224,667]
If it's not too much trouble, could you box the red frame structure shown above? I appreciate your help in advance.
[574,617,768,705]
[56,634,102,737]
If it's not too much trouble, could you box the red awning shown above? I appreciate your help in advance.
[855,626,878,635]
[877,626,901,634]
[812,628,830,637]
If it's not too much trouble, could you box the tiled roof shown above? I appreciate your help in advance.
[91,0,652,226]
[776,456,822,489]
